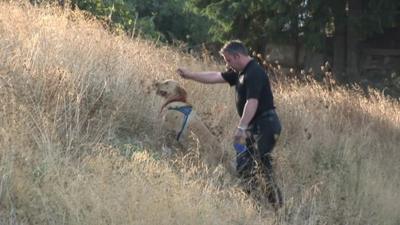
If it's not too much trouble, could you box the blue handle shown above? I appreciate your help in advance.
[233,143,248,154]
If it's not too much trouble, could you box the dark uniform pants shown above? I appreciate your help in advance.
[237,110,283,207]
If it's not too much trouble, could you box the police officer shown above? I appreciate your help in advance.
[177,40,283,209]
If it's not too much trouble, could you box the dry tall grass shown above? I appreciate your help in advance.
[0,1,399,225]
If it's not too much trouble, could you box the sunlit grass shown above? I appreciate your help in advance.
[0,1,399,225]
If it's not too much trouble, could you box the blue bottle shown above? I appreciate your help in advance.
[233,142,250,173]
[233,142,248,154]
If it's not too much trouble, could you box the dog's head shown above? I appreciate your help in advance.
[154,79,187,100]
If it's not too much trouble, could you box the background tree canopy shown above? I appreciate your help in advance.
[66,0,399,52]
[31,0,400,82]
[68,0,213,45]
[189,0,399,49]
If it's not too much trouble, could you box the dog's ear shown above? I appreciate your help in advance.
[175,85,187,99]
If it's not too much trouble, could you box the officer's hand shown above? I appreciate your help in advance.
[234,127,248,144]
[176,68,191,79]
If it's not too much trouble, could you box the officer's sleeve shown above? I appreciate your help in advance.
[246,70,265,99]
[221,69,238,86]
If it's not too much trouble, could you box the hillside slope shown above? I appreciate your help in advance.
[0,2,399,225]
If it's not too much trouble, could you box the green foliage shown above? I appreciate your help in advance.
[73,0,212,44]
[188,0,400,52]
[188,0,311,51]
[359,0,400,37]
[32,0,400,52]
[74,0,159,39]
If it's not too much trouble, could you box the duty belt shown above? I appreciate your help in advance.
[259,109,276,117]
[250,109,277,126]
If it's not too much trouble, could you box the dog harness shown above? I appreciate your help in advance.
[167,105,193,141]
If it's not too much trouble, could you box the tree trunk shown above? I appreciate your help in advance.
[346,0,362,80]
[332,0,349,80]
[333,23,347,80]
[254,37,267,56]
[293,14,301,73]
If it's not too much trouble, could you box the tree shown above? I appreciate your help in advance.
[189,0,400,78]
[72,0,212,44]
[188,0,304,52]
[327,0,400,79]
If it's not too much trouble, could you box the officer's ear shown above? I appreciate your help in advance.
[232,52,241,59]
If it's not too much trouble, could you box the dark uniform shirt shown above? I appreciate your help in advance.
[221,59,275,123]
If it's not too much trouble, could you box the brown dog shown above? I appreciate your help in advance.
[154,79,232,172]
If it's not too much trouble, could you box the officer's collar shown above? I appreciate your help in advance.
[239,59,255,75]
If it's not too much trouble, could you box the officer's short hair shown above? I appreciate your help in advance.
[219,40,249,56]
